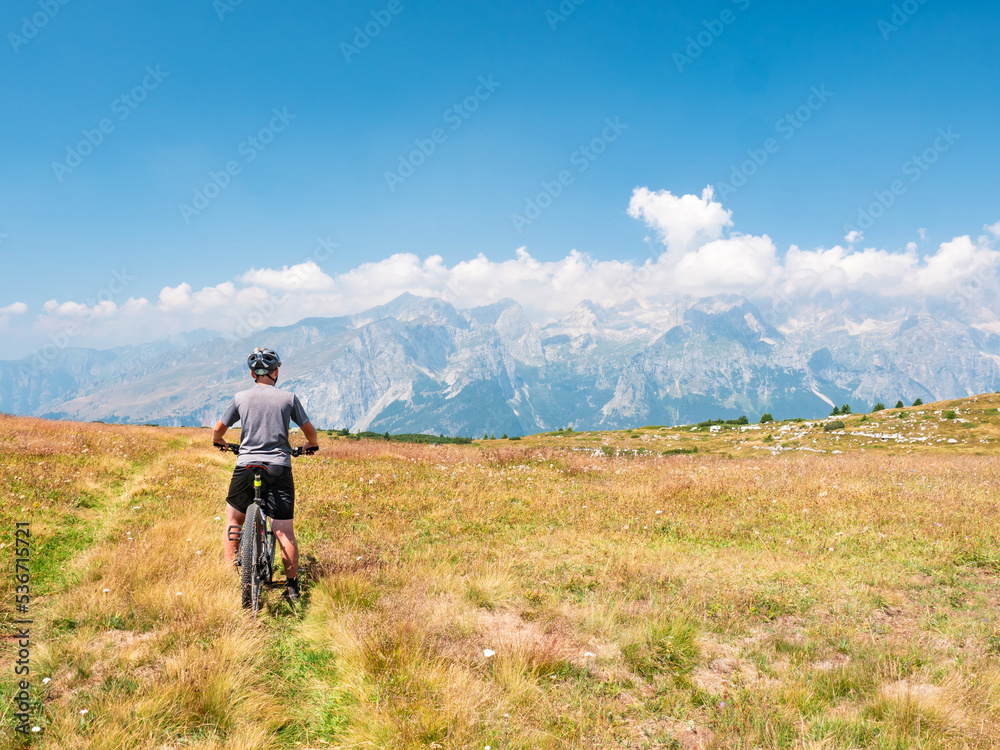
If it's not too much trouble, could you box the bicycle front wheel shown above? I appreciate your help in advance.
[239,503,264,613]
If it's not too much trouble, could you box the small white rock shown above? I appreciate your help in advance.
[483,648,496,658]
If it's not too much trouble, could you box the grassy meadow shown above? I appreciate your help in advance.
[2,395,1000,748]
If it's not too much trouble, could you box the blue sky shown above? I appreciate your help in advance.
[2,0,999,352]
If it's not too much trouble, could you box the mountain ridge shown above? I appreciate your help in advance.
[1,292,997,435]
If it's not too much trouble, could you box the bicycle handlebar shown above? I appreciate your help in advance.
[214,442,318,456]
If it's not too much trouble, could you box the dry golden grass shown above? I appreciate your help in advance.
[2,394,1000,748]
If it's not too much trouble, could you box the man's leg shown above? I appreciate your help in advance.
[224,503,245,564]
[224,467,252,565]
[271,519,298,579]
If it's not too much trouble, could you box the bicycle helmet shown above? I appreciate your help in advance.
[247,347,281,376]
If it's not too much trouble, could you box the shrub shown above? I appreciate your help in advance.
[824,420,845,432]
[912,398,923,406]
[944,410,957,419]
[872,402,886,413]
[895,400,905,409]
[830,406,840,416]
[760,413,774,424]
[737,415,749,425]
[501,433,508,439]
[841,403,852,414]
[509,436,521,440]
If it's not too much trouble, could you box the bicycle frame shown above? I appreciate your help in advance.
[250,467,277,585]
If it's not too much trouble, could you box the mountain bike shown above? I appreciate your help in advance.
[221,442,315,614]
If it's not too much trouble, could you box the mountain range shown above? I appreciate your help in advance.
[2,292,998,436]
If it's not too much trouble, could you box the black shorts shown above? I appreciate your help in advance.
[226,464,295,520]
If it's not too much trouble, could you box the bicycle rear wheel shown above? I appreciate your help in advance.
[239,503,264,613]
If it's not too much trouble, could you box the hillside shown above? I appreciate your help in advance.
[2,395,1000,748]
[519,392,1000,458]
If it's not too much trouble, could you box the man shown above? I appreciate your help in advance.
[212,347,319,602]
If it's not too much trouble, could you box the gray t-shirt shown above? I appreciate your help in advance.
[220,384,311,468]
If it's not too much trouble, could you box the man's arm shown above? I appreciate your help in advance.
[215,398,240,449]
[300,421,319,449]
[212,420,229,448]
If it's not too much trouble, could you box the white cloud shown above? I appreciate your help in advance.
[158,283,192,311]
[672,234,779,295]
[627,186,733,253]
[0,302,27,315]
[42,300,110,317]
[910,235,999,294]
[240,261,334,291]
[844,230,863,244]
[986,221,1000,237]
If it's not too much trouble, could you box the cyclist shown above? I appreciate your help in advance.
[212,347,319,603]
